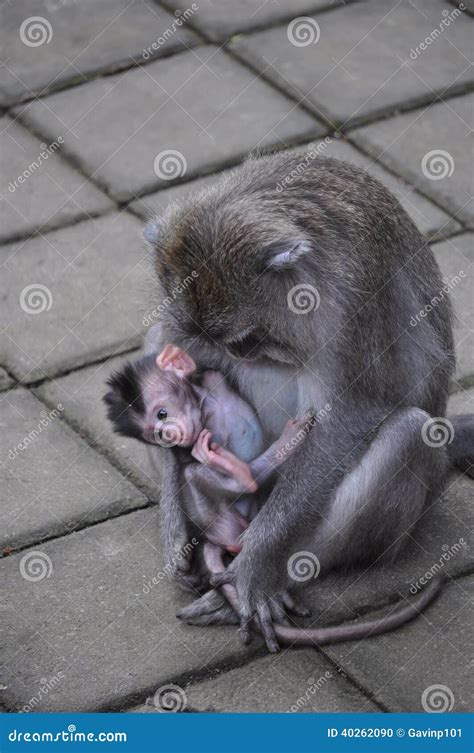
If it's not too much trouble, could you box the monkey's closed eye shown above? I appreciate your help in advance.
[157,408,167,421]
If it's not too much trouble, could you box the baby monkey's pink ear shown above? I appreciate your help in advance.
[156,344,196,378]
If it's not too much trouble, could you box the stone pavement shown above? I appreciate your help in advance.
[0,0,473,714]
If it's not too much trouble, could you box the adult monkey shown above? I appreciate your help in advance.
[143,152,473,652]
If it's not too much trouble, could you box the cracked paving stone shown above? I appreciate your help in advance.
[15,46,320,201]
[0,0,198,105]
[0,387,147,551]
[231,0,473,126]
[0,116,113,242]
[1,212,148,382]
[353,94,474,227]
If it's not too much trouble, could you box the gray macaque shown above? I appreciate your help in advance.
[140,151,473,652]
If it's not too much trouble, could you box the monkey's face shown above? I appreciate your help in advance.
[151,210,313,366]
[139,372,203,448]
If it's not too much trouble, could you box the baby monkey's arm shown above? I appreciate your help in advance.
[191,415,314,494]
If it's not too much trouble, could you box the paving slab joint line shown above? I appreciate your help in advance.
[93,646,265,713]
[3,37,207,111]
[12,110,121,205]
[156,0,363,43]
[345,131,474,232]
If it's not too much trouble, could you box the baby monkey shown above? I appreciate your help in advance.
[104,344,311,555]
[104,345,443,649]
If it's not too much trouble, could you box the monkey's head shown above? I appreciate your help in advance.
[144,187,317,365]
[103,346,203,447]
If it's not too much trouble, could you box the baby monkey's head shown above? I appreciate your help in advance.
[103,345,203,448]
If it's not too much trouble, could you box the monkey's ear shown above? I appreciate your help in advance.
[156,344,196,378]
[143,217,164,245]
[262,238,313,270]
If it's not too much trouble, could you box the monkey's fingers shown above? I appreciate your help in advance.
[256,603,280,653]
[176,589,226,620]
[239,611,253,645]
[209,570,235,588]
[280,591,311,618]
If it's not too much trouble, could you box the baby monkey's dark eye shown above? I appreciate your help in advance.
[157,408,167,421]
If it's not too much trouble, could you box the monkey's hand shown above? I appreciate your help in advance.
[191,430,258,493]
[210,549,309,652]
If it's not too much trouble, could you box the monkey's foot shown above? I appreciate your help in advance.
[177,589,239,626]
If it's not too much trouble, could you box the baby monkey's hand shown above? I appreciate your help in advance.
[191,430,258,493]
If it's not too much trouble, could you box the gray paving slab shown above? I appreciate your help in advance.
[432,233,473,380]
[15,46,321,201]
[165,0,344,41]
[0,507,255,712]
[130,139,458,239]
[324,577,473,712]
[1,212,148,383]
[36,351,161,501]
[132,650,378,712]
[0,387,146,551]
[0,116,113,242]
[353,94,474,227]
[231,0,473,126]
[0,0,198,105]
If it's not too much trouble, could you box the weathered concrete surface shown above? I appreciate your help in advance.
[231,0,474,125]
[324,577,473,712]
[131,650,379,713]
[16,46,320,201]
[37,351,161,501]
[433,234,473,380]
[0,116,112,242]
[353,95,474,227]
[0,387,147,551]
[0,508,258,712]
[1,213,147,382]
[0,0,198,105]
[166,0,344,41]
